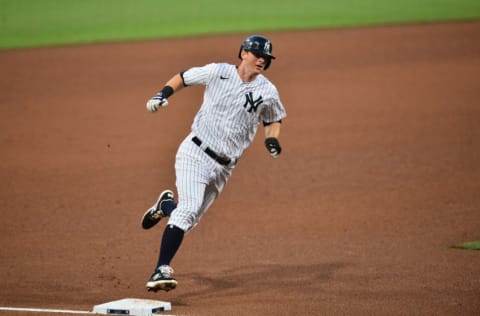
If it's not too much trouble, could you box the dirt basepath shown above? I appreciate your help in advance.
[1,22,479,315]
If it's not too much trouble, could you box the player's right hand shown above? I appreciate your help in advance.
[146,92,169,112]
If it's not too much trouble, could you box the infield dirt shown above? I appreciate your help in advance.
[1,22,479,315]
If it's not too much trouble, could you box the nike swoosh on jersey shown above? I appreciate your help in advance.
[220,76,229,79]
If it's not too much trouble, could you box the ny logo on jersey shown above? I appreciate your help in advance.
[243,92,263,113]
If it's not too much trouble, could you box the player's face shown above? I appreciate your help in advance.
[243,50,269,73]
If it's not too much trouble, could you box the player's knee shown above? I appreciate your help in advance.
[167,216,195,232]
[167,196,204,231]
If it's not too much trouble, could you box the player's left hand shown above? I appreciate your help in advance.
[265,137,282,158]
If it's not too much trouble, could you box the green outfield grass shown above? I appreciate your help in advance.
[451,241,480,250]
[1,0,480,49]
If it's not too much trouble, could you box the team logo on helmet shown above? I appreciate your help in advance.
[264,41,271,54]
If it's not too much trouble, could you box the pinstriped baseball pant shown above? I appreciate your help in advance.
[167,133,234,232]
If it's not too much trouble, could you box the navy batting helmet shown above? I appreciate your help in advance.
[238,35,275,70]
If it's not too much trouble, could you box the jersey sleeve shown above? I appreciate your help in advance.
[262,88,287,124]
[182,63,217,86]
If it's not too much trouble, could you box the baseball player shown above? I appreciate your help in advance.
[141,34,286,292]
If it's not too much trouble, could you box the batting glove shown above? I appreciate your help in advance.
[265,137,282,158]
[146,92,169,112]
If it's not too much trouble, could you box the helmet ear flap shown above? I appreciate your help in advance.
[264,58,271,70]
[238,48,245,60]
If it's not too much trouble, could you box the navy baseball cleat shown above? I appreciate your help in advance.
[141,190,174,229]
[146,265,178,292]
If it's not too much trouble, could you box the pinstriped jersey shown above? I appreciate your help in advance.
[182,62,286,159]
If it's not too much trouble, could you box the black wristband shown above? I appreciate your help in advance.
[265,137,278,145]
[263,120,282,127]
[161,85,174,98]
[265,137,280,149]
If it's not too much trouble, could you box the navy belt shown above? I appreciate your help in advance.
[192,136,231,166]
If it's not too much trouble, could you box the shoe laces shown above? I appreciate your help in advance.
[150,208,164,220]
[157,265,174,278]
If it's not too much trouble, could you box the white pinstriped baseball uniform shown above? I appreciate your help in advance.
[168,62,286,232]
